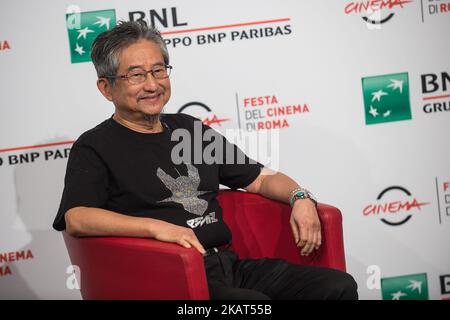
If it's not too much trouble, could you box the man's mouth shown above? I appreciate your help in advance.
[139,93,161,102]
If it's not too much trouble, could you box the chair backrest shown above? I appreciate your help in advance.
[217,190,346,271]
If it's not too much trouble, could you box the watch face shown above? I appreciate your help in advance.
[295,191,305,198]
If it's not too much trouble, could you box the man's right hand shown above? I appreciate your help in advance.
[65,207,206,254]
[152,220,206,255]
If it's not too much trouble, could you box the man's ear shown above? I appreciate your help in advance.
[97,78,113,101]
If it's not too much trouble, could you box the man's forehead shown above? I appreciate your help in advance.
[118,40,164,70]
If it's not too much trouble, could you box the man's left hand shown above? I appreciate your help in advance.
[289,199,321,256]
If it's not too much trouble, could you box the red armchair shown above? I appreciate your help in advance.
[62,190,346,300]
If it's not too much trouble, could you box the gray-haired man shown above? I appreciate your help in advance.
[53,21,357,300]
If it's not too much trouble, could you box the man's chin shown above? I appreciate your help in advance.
[139,104,164,116]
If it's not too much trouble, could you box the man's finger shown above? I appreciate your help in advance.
[301,228,314,255]
[297,222,308,247]
[179,239,192,249]
[188,237,206,255]
[311,231,319,251]
[315,229,322,250]
[307,231,316,254]
[297,232,307,247]
[309,228,318,253]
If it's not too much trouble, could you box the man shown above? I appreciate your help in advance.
[53,21,358,300]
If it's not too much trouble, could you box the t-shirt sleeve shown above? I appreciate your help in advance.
[217,130,264,190]
[52,142,109,231]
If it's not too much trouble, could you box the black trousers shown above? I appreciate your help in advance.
[204,249,358,300]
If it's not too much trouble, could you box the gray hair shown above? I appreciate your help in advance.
[91,20,169,85]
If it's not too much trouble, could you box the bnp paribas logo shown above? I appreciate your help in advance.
[66,9,116,63]
[381,273,429,300]
[361,72,412,125]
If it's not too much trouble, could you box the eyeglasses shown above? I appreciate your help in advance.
[106,64,172,85]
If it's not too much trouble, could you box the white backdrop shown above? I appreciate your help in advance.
[1,0,449,300]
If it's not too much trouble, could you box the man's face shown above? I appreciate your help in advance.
[109,39,171,119]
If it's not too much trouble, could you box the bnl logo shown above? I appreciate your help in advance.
[381,273,429,300]
[66,9,116,63]
[361,72,412,125]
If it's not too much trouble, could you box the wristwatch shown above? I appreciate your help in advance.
[289,187,317,208]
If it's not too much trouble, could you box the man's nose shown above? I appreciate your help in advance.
[142,72,159,91]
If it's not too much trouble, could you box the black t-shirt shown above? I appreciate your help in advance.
[53,113,263,248]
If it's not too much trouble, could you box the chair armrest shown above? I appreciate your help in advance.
[218,190,347,271]
[63,233,209,299]
[313,203,346,271]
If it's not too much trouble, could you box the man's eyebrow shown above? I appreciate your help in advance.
[126,65,144,71]
[126,62,165,71]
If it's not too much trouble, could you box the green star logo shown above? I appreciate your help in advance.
[381,273,429,300]
[361,72,412,125]
[66,9,116,63]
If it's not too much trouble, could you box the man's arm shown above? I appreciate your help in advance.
[65,207,206,254]
[244,167,321,256]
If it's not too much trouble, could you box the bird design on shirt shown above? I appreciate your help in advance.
[156,163,209,216]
